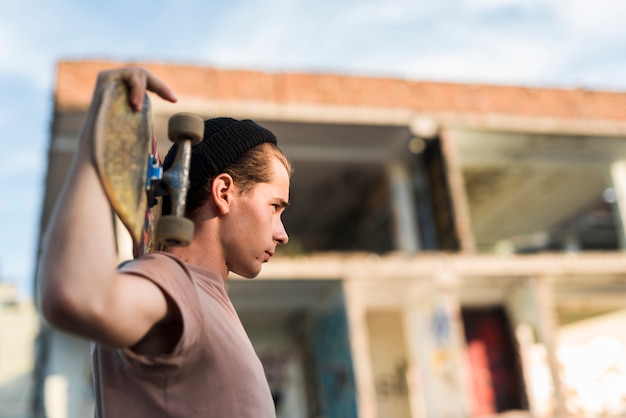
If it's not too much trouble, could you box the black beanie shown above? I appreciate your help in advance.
[162,117,277,189]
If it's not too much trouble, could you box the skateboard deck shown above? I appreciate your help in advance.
[93,79,203,257]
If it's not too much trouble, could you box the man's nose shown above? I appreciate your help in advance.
[275,221,289,245]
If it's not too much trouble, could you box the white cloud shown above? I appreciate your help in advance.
[168,0,626,91]
[338,1,446,25]
[400,39,554,85]
[0,14,55,89]
[465,0,544,11]
[555,0,626,33]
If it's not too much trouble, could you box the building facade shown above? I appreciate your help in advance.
[33,60,626,417]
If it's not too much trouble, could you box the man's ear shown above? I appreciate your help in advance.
[212,173,234,215]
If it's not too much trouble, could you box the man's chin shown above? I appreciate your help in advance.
[232,266,262,280]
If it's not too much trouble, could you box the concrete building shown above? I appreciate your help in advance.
[33,60,626,417]
[0,283,39,418]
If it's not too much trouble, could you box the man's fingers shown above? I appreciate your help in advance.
[127,68,178,111]
[126,70,149,112]
[146,73,178,104]
[98,67,178,112]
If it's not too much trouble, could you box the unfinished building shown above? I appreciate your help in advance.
[34,60,626,417]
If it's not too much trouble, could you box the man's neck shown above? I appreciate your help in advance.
[165,241,228,281]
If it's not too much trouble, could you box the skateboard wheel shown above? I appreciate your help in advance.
[168,113,204,146]
[156,215,194,247]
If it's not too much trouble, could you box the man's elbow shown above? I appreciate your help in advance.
[40,284,77,330]
[38,282,97,335]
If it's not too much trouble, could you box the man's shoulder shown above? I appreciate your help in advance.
[118,251,189,275]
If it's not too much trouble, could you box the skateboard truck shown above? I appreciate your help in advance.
[154,113,203,247]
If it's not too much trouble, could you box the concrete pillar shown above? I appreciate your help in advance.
[506,278,553,417]
[44,331,93,418]
[387,160,420,253]
[403,275,469,417]
[532,274,566,417]
[342,280,377,418]
[402,283,429,418]
[439,130,476,252]
[608,160,626,249]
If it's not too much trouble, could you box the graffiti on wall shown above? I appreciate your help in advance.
[431,306,452,347]
[375,359,408,398]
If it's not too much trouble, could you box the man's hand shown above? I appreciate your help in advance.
[96,66,178,111]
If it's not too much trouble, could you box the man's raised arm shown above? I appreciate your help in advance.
[37,67,179,348]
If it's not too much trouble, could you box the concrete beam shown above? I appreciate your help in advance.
[252,252,626,281]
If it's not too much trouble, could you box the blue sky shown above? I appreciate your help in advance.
[2,0,626,299]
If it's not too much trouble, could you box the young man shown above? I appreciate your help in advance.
[38,67,291,417]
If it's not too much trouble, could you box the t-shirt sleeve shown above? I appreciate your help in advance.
[117,252,203,361]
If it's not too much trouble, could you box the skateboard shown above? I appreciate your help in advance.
[93,79,204,257]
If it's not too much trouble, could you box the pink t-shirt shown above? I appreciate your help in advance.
[92,252,275,417]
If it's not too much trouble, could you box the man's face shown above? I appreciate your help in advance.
[222,156,290,278]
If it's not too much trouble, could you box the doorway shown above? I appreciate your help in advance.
[461,306,527,415]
